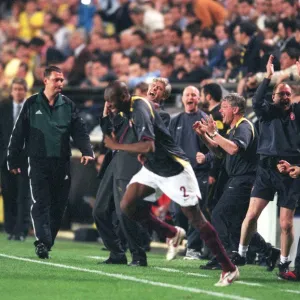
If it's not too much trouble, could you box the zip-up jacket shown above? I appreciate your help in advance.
[253,78,300,158]
[7,91,94,170]
[169,110,212,174]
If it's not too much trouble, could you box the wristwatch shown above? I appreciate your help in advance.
[210,130,218,138]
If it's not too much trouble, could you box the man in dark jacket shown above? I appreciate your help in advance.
[93,78,185,266]
[236,55,300,277]
[0,78,31,241]
[169,86,211,260]
[7,66,94,259]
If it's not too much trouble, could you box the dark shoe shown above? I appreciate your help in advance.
[34,241,49,259]
[266,247,280,272]
[99,257,127,265]
[230,251,246,266]
[128,260,148,267]
[200,257,221,270]
[278,269,300,281]
[7,234,14,241]
[278,261,292,279]
[13,235,26,241]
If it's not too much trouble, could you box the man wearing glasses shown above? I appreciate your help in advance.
[234,55,300,278]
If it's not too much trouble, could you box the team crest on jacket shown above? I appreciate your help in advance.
[290,112,295,120]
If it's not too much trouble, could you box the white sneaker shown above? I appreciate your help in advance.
[166,226,186,261]
[183,248,202,260]
[214,266,240,287]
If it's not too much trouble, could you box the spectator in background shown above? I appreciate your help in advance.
[80,59,116,88]
[18,0,44,41]
[192,0,228,29]
[129,29,154,68]
[97,0,133,34]
[68,28,92,86]
[278,18,296,51]
[47,16,72,56]
[182,49,212,83]
[233,21,263,76]
[0,78,31,241]
[201,29,226,69]
[247,47,300,88]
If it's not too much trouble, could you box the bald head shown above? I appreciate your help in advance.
[182,86,200,113]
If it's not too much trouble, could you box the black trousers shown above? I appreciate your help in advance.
[1,161,31,236]
[211,175,254,252]
[28,157,71,249]
[93,156,147,262]
[170,172,209,251]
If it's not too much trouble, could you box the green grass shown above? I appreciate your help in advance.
[0,233,299,300]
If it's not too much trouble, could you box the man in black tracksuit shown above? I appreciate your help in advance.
[195,93,258,269]
[7,66,94,259]
[236,55,300,277]
[93,78,185,266]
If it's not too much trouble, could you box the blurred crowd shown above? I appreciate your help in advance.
[1,0,300,100]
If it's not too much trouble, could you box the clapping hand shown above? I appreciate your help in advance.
[201,115,217,136]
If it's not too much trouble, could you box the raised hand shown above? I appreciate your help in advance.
[266,55,274,79]
[203,115,217,136]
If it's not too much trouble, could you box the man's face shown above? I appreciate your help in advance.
[44,71,64,95]
[280,51,296,70]
[199,89,209,109]
[219,100,235,125]
[147,81,166,104]
[233,26,242,44]
[11,83,26,103]
[277,22,286,39]
[272,84,292,110]
[182,86,200,113]
[104,82,131,114]
[189,50,203,69]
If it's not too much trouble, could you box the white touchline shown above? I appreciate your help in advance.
[236,281,263,287]
[0,253,254,300]
[154,267,209,277]
[86,256,265,285]
[281,289,300,294]
[87,256,108,260]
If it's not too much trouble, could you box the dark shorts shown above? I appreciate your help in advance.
[251,165,300,210]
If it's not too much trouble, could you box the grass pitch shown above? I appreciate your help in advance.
[0,233,299,300]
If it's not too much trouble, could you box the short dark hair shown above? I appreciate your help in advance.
[222,93,246,115]
[44,65,62,78]
[202,83,222,102]
[11,78,28,91]
[279,18,296,32]
[238,21,257,37]
[282,47,300,60]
